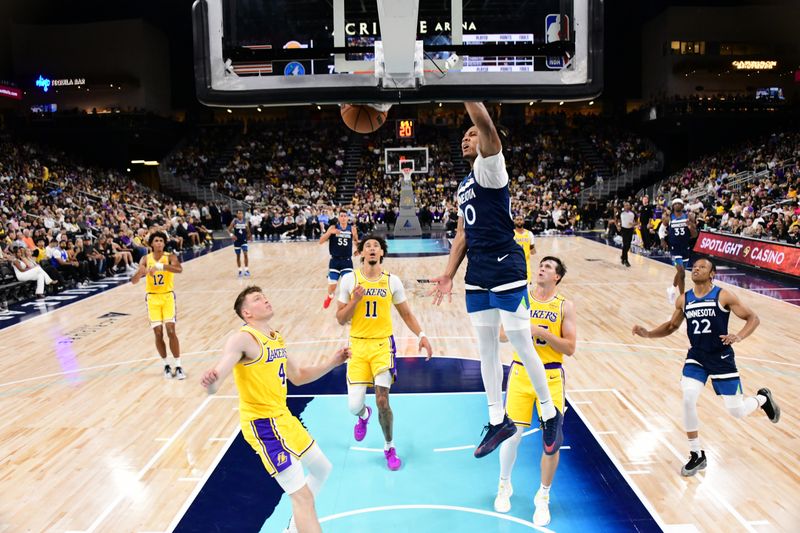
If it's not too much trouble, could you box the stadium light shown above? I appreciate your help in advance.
[589,100,594,105]
[144,161,159,166]
[257,107,262,112]
[559,101,564,106]
[226,108,232,113]
[130,160,145,164]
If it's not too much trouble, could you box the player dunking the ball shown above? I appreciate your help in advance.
[336,235,432,470]
[319,209,359,309]
[131,231,185,379]
[430,102,561,458]
[633,257,780,476]
[495,256,576,527]
[228,209,251,277]
[201,286,350,533]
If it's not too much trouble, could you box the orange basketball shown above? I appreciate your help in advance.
[340,104,388,134]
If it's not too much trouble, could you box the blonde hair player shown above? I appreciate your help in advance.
[495,256,576,527]
[336,235,432,471]
[633,257,780,476]
[429,102,560,459]
[131,231,185,379]
[201,286,350,533]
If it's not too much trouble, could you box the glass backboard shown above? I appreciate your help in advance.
[193,0,602,107]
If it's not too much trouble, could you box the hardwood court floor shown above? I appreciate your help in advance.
[0,237,797,532]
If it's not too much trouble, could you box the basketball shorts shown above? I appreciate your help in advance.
[347,336,397,386]
[146,292,176,327]
[670,249,691,268]
[234,242,249,254]
[466,285,529,315]
[682,348,741,395]
[506,361,566,427]
[242,413,315,477]
[464,247,528,292]
[328,256,354,282]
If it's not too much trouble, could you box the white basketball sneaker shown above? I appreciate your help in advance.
[493,479,513,513]
[533,489,551,527]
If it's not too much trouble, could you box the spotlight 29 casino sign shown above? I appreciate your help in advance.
[694,230,800,278]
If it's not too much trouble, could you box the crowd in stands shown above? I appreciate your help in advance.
[0,137,219,304]
[604,130,800,251]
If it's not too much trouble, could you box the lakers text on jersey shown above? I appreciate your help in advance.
[235,326,315,476]
[145,252,176,327]
[506,292,567,426]
[347,270,398,385]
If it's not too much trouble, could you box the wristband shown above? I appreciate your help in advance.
[417,331,427,339]
[155,263,164,271]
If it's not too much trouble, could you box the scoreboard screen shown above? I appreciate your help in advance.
[397,119,415,139]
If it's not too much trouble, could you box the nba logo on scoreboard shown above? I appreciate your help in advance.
[545,14,570,69]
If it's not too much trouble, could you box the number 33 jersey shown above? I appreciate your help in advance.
[233,326,290,420]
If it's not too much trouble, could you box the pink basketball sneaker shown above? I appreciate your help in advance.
[354,406,372,442]
[384,447,402,471]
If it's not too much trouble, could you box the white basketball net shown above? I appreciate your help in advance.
[401,167,413,183]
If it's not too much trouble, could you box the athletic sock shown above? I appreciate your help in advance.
[384,440,394,451]
[688,437,701,453]
[756,394,767,407]
[538,484,551,498]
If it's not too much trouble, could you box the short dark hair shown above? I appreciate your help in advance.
[540,256,567,284]
[234,285,263,320]
[148,231,168,246]
[697,256,716,273]
[357,234,388,262]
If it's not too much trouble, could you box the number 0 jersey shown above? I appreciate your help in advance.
[683,285,730,355]
[145,252,174,293]
[233,325,289,420]
[512,291,566,366]
[456,152,518,256]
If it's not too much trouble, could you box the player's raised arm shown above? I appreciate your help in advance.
[200,331,253,394]
[464,102,502,157]
[719,289,760,344]
[632,294,686,339]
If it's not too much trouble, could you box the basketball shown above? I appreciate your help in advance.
[340,104,388,134]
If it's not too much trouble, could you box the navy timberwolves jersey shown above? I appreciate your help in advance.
[684,286,730,354]
[456,171,516,255]
[669,213,691,252]
[232,219,248,244]
[329,223,353,258]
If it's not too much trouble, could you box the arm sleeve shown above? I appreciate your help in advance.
[389,275,407,304]
[337,273,355,304]
[472,152,509,189]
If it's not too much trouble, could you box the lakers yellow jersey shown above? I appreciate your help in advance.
[513,229,534,280]
[145,252,174,293]
[233,325,289,420]
[349,269,394,339]
[513,291,566,365]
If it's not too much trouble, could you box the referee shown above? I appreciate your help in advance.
[620,201,635,267]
